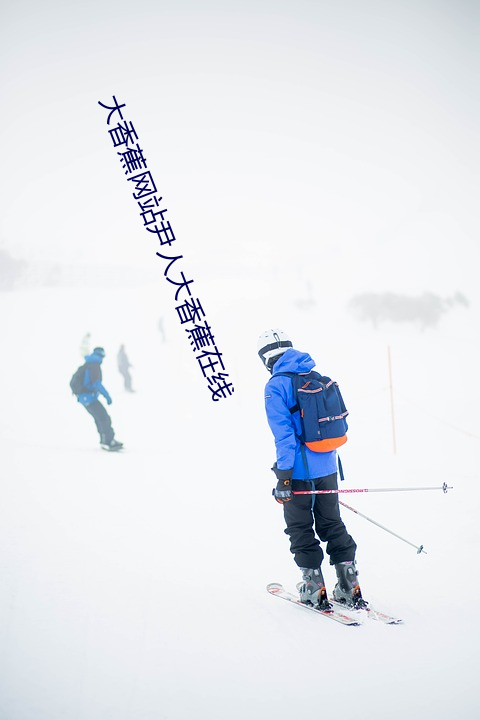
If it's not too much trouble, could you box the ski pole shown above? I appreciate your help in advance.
[338,499,427,554]
[292,482,452,496]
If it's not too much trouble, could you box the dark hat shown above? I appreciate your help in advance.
[93,347,106,358]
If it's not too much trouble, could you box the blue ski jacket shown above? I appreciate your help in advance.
[77,351,112,407]
[264,348,337,480]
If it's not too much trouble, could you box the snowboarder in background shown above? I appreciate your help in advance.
[258,328,366,610]
[72,346,123,451]
[80,332,91,358]
[117,344,134,392]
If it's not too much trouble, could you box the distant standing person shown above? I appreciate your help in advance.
[117,344,134,392]
[158,317,166,343]
[70,346,123,451]
[80,332,91,358]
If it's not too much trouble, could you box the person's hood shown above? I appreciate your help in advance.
[271,348,315,375]
[85,352,103,364]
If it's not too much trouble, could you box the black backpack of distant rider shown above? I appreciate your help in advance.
[70,364,87,395]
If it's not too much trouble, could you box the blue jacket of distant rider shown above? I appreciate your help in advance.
[264,348,337,480]
[77,351,112,407]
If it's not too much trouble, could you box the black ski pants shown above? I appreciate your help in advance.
[283,473,356,569]
[83,400,114,444]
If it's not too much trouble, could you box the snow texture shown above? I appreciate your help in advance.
[1,284,478,720]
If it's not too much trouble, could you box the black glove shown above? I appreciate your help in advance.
[271,463,293,504]
[273,478,293,504]
[271,462,293,481]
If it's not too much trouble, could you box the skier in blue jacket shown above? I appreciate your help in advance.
[258,329,366,610]
[77,347,123,451]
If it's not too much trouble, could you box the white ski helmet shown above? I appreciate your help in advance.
[257,329,293,370]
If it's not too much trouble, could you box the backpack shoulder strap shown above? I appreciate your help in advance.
[83,363,92,388]
[273,371,311,414]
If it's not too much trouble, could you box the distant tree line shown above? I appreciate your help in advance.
[0,248,27,291]
[348,291,469,329]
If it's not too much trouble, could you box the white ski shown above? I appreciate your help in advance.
[328,598,403,625]
[267,583,361,626]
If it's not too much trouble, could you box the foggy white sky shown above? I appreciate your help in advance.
[1,0,479,297]
[1,6,479,717]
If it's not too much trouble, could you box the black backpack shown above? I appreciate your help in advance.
[70,364,87,395]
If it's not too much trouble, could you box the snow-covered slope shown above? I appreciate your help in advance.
[1,282,478,720]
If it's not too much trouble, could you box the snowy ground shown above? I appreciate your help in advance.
[1,282,479,720]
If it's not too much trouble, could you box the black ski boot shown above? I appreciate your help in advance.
[101,439,124,452]
[297,568,332,611]
[333,561,368,609]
